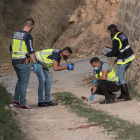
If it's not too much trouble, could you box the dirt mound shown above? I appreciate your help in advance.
[53,0,118,58]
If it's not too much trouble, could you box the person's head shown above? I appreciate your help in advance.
[23,18,35,33]
[90,57,101,71]
[108,24,119,39]
[61,47,73,60]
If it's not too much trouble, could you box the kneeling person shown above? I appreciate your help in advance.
[33,47,74,107]
[90,57,120,104]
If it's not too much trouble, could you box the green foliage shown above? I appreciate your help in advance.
[52,92,140,140]
[0,84,25,140]
[127,82,140,100]
[2,0,32,36]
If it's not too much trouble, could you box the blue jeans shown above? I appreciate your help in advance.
[13,62,31,106]
[32,62,52,103]
[117,62,131,85]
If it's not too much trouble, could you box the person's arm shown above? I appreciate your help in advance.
[30,54,36,63]
[25,35,36,63]
[92,83,98,93]
[53,59,67,71]
[106,40,119,57]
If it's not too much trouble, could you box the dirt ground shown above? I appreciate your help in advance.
[1,56,140,140]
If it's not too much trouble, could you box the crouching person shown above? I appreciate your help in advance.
[89,57,121,104]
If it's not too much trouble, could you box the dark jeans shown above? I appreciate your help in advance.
[95,80,120,100]
[13,62,31,105]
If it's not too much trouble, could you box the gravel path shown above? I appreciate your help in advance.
[1,56,139,140]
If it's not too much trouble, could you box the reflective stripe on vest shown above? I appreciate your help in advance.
[12,32,28,59]
[35,49,54,68]
[119,45,130,53]
[113,32,122,49]
[117,54,135,63]
[95,68,119,82]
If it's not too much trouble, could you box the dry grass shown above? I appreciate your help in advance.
[31,0,85,49]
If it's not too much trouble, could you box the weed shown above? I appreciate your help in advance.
[52,92,140,140]
[127,81,140,100]
[0,84,25,140]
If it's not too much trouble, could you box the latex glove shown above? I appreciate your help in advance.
[94,80,98,85]
[89,94,95,101]
[33,63,37,73]
[67,63,74,70]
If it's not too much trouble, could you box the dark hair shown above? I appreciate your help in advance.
[90,57,100,64]
[25,18,35,27]
[62,47,73,54]
[108,24,119,39]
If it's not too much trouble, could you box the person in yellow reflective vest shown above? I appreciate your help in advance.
[103,24,135,101]
[89,57,121,104]
[9,18,37,111]
[32,47,74,107]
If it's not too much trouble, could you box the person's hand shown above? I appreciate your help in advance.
[94,80,98,85]
[89,94,95,101]
[102,52,106,56]
[114,59,117,64]
[67,63,74,70]
[33,63,37,73]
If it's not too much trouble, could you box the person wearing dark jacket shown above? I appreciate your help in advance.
[103,24,135,101]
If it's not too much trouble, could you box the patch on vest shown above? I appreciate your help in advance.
[13,32,25,40]
[119,34,127,41]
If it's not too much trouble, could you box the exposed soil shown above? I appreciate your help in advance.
[1,56,140,140]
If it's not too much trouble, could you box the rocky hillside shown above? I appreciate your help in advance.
[0,0,118,76]
[52,0,118,57]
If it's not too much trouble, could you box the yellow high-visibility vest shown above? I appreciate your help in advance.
[11,31,29,59]
[95,63,119,82]
[35,49,54,68]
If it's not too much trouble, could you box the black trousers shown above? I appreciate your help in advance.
[95,80,121,100]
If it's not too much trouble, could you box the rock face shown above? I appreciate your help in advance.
[54,0,118,57]
[110,0,140,90]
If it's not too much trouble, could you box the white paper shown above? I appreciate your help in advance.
[102,47,112,53]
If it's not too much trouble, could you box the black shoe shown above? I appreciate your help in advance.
[125,95,132,101]
[100,99,112,104]
[38,102,49,107]
[44,101,58,106]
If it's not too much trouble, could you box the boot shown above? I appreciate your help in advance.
[117,89,125,99]
[121,84,132,101]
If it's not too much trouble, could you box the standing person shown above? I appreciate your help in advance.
[32,47,74,107]
[103,24,135,101]
[89,57,120,104]
[9,18,37,110]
